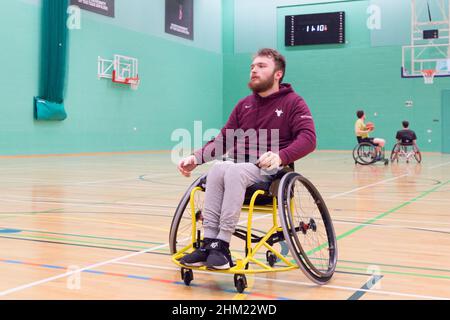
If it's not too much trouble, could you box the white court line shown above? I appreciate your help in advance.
[112,262,449,300]
[328,174,409,199]
[0,198,173,214]
[0,207,270,297]
[330,215,450,227]
[331,196,450,204]
[2,159,449,297]
[329,220,450,233]
[252,214,450,232]
[429,161,450,169]
[0,242,169,297]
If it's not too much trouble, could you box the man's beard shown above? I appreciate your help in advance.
[248,74,275,93]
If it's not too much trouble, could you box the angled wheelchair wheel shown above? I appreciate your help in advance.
[169,174,206,254]
[354,142,376,165]
[414,150,422,163]
[278,172,338,285]
[352,144,359,164]
[390,144,400,162]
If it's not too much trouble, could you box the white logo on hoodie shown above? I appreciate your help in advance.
[275,109,284,117]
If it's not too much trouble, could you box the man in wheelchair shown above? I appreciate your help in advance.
[177,48,316,270]
[391,120,421,163]
[395,120,417,147]
[354,110,386,161]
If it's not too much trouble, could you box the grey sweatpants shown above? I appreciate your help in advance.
[203,161,271,243]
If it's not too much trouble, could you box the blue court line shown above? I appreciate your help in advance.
[0,229,21,234]
[347,275,384,300]
[0,258,290,300]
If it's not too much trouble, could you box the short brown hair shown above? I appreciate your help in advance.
[356,110,364,119]
[254,48,286,83]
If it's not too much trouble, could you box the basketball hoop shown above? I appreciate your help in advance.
[111,70,140,90]
[421,69,436,84]
[126,77,140,91]
[99,55,140,91]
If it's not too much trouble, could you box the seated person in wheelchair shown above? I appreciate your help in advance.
[395,121,417,147]
[177,48,317,270]
[355,110,386,161]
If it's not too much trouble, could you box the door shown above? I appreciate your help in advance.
[442,90,450,154]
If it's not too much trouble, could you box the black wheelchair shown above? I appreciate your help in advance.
[353,138,389,166]
[169,164,338,293]
[390,140,422,163]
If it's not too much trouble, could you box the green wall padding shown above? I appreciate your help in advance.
[35,0,69,121]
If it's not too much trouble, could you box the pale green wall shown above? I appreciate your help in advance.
[0,0,223,155]
[1,0,448,155]
[224,0,449,152]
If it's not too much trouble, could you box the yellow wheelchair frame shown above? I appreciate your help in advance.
[170,171,338,293]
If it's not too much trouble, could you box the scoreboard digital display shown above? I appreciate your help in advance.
[285,12,345,46]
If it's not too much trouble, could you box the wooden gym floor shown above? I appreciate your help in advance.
[0,151,449,300]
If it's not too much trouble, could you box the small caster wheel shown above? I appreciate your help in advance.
[309,218,317,232]
[181,268,193,286]
[384,160,389,166]
[266,251,277,267]
[234,274,247,294]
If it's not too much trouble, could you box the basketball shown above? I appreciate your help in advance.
[366,122,375,130]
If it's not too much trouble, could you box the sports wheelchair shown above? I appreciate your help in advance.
[352,139,389,166]
[390,141,422,163]
[169,165,338,293]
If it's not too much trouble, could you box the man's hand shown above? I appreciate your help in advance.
[257,151,282,171]
[178,155,198,177]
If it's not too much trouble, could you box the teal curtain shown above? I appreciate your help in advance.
[35,0,69,120]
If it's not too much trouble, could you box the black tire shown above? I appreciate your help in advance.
[181,268,193,286]
[390,144,400,162]
[414,150,422,163]
[278,172,338,285]
[353,143,376,165]
[266,251,277,267]
[169,174,206,255]
[234,274,247,293]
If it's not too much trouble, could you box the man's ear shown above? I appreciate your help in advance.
[274,70,283,81]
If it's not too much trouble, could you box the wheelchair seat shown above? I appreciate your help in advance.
[198,163,295,206]
[244,165,294,205]
[399,140,414,146]
[244,181,273,205]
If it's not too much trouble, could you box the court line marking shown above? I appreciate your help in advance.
[0,198,178,214]
[0,258,288,300]
[330,196,450,204]
[112,262,449,300]
[329,174,409,199]
[429,161,450,169]
[2,158,449,297]
[114,261,450,280]
[0,209,270,297]
[306,180,450,257]
[0,242,168,297]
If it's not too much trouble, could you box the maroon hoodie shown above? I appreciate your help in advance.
[194,84,316,165]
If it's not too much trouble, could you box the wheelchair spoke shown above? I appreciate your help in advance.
[169,176,206,254]
[280,174,337,281]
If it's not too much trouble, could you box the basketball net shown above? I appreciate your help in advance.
[421,69,436,84]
